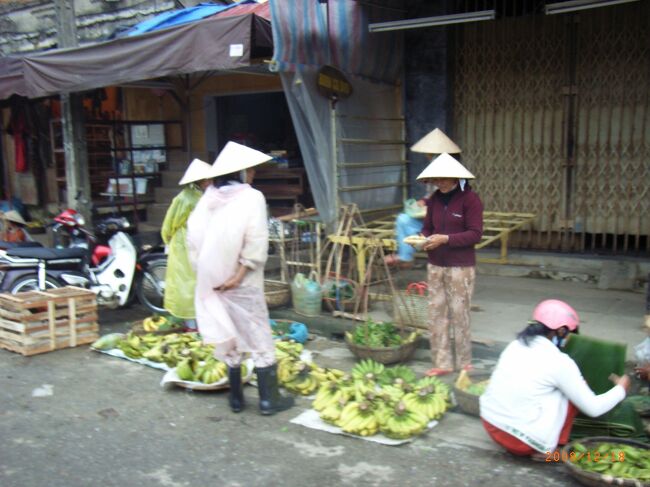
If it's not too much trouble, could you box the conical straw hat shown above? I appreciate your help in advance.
[209,141,272,178]
[178,158,213,185]
[411,128,461,154]
[416,153,475,180]
[2,210,26,225]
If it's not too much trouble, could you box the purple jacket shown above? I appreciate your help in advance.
[421,187,484,267]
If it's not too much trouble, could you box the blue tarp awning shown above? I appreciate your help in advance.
[123,0,258,37]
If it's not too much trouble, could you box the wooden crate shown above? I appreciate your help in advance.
[0,286,99,356]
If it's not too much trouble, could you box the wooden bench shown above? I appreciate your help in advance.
[329,211,536,278]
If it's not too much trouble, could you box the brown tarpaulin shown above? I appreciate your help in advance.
[0,13,271,100]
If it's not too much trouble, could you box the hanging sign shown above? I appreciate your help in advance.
[316,65,353,100]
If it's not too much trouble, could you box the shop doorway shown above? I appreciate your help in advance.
[210,91,312,216]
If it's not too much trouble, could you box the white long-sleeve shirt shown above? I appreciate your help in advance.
[479,336,626,452]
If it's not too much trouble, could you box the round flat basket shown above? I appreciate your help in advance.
[264,280,291,309]
[452,373,491,417]
[561,436,650,487]
[130,319,183,336]
[345,331,417,365]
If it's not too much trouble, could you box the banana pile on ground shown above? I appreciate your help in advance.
[275,340,346,396]
[312,358,450,439]
[141,315,184,332]
[571,441,650,480]
[115,332,232,384]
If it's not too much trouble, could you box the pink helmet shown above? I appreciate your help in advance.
[532,299,580,331]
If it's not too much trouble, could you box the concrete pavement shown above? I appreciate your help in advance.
[1,271,648,487]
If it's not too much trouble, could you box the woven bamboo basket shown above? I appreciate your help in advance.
[453,373,491,417]
[322,276,358,313]
[345,330,418,365]
[561,436,650,487]
[393,290,429,330]
[264,280,291,309]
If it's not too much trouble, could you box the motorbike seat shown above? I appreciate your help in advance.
[6,247,87,261]
[0,241,43,251]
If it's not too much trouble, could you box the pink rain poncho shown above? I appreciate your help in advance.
[186,183,275,367]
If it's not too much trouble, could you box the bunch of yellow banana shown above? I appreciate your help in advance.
[312,381,350,411]
[379,401,429,439]
[142,315,169,332]
[275,340,304,360]
[283,372,320,395]
[320,397,350,426]
[277,357,309,384]
[309,365,346,383]
[401,389,448,420]
[339,401,380,437]
[175,357,229,383]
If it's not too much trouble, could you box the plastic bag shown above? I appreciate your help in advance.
[270,320,309,344]
[404,198,426,219]
[291,272,322,317]
[634,337,650,364]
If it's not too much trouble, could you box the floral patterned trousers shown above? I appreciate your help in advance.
[427,264,476,370]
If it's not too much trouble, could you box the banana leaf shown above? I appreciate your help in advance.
[563,334,626,394]
[563,335,646,440]
[570,400,647,440]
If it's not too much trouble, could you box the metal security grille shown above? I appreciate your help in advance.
[452,2,650,254]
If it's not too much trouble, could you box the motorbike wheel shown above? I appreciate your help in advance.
[136,259,168,314]
[10,274,62,294]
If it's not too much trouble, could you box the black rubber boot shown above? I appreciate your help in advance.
[255,364,295,416]
[228,366,245,413]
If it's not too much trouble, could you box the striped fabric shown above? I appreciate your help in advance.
[269,0,402,84]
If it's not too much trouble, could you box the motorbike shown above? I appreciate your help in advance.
[0,209,167,313]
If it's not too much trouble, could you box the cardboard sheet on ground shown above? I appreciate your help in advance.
[160,358,255,391]
[290,409,438,446]
[92,346,172,372]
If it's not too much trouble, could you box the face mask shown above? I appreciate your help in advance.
[551,335,567,348]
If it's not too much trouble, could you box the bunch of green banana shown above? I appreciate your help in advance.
[379,401,429,439]
[401,388,448,420]
[415,376,450,401]
[572,442,650,480]
[339,401,380,437]
[113,331,216,369]
[377,364,417,387]
[351,359,385,383]
[175,357,228,383]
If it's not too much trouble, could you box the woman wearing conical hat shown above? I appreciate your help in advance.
[187,142,294,416]
[407,149,483,376]
[385,128,462,269]
[161,158,213,330]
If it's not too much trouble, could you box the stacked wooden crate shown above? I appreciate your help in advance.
[0,286,99,356]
